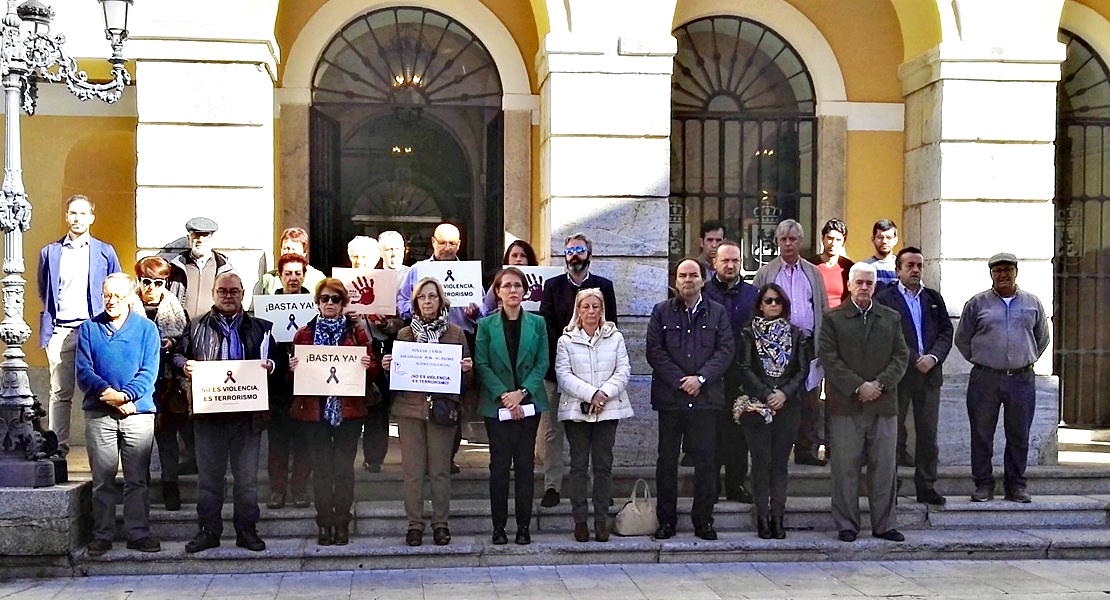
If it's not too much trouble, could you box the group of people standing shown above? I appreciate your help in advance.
[38,193,1049,557]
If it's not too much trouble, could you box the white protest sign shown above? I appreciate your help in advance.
[331,268,401,316]
[191,360,270,414]
[416,260,483,306]
[389,340,463,394]
[506,265,563,312]
[293,345,367,397]
[253,294,316,342]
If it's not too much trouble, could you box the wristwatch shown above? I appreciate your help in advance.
[519,387,531,400]
[697,375,706,385]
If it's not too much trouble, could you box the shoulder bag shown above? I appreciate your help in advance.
[612,478,659,536]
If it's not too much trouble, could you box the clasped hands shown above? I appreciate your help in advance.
[499,389,527,420]
[99,387,135,415]
[857,380,884,403]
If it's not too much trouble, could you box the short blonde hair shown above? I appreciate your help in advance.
[564,288,607,332]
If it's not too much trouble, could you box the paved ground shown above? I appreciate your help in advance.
[3,560,1110,599]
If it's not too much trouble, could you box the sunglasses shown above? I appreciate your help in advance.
[761,297,784,305]
[139,277,166,287]
[318,294,344,305]
[564,245,588,256]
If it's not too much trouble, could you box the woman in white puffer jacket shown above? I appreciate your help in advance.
[555,288,633,544]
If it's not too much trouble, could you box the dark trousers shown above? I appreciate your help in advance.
[742,408,800,518]
[362,392,391,468]
[656,409,717,528]
[154,410,190,483]
[967,366,1036,490]
[485,414,540,530]
[793,386,823,458]
[564,419,618,524]
[304,420,362,528]
[715,407,749,496]
[194,416,261,536]
[897,372,941,495]
[267,409,311,496]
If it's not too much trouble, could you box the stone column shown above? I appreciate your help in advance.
[538,33,675,466]
[900,41,1064,466]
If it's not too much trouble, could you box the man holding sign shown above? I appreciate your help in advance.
[397,223,482,334]
[174,273,278,554]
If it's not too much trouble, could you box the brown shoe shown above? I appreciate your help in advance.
[594,520,609,543]
[574,522,589,543]
[333,524,349,546]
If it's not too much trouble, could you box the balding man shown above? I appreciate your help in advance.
[396,223,481,332]
[173,272,278,554]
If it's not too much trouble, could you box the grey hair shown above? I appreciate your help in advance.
[104,272,137,295]
[775,219,804,240]
[377,231,405,247]
[848,261,877,281]
[347,235,378,255]
[564,232,593,255]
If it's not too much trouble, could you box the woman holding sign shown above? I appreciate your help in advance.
[555,288,633,543]
[382,276,472,547]
[288,278,380,547]
[475,267,549,546]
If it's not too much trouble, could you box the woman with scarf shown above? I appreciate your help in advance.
[735,283,810,540]
[289,278,380,546]
[382,277,472,547]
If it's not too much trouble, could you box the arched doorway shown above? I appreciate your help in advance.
[1055,29,1110,426]
[310,7,504,269]
[670,15,817,275]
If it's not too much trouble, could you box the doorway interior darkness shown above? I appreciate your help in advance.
[670,16,817,277]
[310,7,504,272]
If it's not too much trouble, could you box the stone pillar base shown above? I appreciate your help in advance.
[0,481,90,576]
[0,458,55,487]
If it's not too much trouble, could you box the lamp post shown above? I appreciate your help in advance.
[0,0,131,487]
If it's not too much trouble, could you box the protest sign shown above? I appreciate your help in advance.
[389,340,463,394]
[416,260,483,306]
[253,294,316,342]
[292,345,367,397]
[505,265,563,312]
[191,360,270,414]
[331,268,400,315]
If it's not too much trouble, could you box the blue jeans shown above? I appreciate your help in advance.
[85,411,155,542]
[966,366,1036,490]
[194,416,261,536]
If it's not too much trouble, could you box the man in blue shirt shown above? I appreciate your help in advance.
[37,194,122,456]
[861,220,899,288]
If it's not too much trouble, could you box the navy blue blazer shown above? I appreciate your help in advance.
[37,236,122,348]
[874,284,954,386]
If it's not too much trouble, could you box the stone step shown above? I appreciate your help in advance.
[62,528,1110,578]
[127,494,1109,542]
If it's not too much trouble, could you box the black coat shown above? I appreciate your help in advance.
[539,272,618,381]
[874,284,953,387]
[735,324,810,411]
[646,296,735,411]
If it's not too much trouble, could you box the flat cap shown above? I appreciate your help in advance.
[987,252,1018,268]
[185,217,218,234]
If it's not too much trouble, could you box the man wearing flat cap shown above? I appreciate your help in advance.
[168,217,236,319]
[954,252,1049,504]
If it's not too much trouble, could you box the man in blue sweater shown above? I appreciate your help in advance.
[75,273,162,557]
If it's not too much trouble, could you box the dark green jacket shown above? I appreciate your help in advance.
[817,300,909,416]
[475,311,549,418]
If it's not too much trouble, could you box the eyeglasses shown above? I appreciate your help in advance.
[139,277,166,288]
[433,238,460,247]
[500,282,524,290]
[318,294,344,305]
[990,266,1016,274]
[761,297,784,305]
[416,294,440,302]
[564,245,588,256]
[102,293,128,302]
[215,288,242,297]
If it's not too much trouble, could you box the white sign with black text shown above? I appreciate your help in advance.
[389,340,463,394]
[191,360,270,414]
[292,345,368,397]
[253,294,316,342]
[416,260,483,306]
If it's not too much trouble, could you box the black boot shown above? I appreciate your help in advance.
[756,516,772,539]
[162,482,181,511]
[769,516,786,539]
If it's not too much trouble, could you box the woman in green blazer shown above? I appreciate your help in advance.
[475,267,549,546]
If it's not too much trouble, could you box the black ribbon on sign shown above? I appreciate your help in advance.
[224,371,236,384]
[326,366,339,384]
[444,269,455,282]
[287,314,298,330]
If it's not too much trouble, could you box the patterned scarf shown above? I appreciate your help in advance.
[751,317,793,379]
[410,307,449,343]
[313,316,347,427]
[214,311,244,360]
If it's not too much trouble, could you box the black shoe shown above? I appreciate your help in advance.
[971,485,994,502]
[406,528,423,546]
[363,462,382,473]
[266,491,286,509]
[235,530,266,552]
[433,527,451,546]
[917,490,947,506]
[898,452,916,468]
[185,530,220,554]
[333,524,349,546]
[679,453,695,467]
[756,516,772,539]
[873,529,905,542]
[653,523,676,540]
[292,493,311,509]
[694,522,717,541]
[86,539,112,557]
[1005,487,1032,503]
[126,536,161,553]
[726,487,754,504]
[794,454,827,467]
[451,462,461,474]
[838,530,857,542]
[318,527,334,546]
[162,482,181,511]
[491,528,508,545]
[515,526,531,545]
[177,459,198,476]
[540,488,560,508]
[769,516,786,540]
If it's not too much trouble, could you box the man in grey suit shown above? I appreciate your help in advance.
[753,219,829,465]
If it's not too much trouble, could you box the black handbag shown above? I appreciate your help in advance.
[427,394,460,426]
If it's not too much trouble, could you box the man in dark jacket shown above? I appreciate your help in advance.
[536,233,618,507]
[819,262,909,543]
[874,247,953,505]
[647,259,734,541]
[174,272,278,554]
[167,217,236,318]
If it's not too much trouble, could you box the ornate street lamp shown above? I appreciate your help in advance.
[0,0,132,487]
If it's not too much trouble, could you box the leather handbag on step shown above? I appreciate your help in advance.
[612,478,659,536]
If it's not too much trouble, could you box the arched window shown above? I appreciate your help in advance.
[670,16,816,273]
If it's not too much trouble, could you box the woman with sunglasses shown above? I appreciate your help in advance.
[288,278,380,546]
[481,240,539,315]
[735,283,810,540]
[382,277,472,547]
[475,267,549,545]
[134,257,190,511]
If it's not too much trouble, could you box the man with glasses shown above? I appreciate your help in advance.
[861,220,899,289]
[168,217,236,319]
[955,252,1049,504]
[174,273,278,553]
[537,233,618,507]
[37,194,122,456]
[396,223,481,331]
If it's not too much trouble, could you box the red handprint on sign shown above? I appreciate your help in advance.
[525,273,543,303]
[352,276,376,305]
